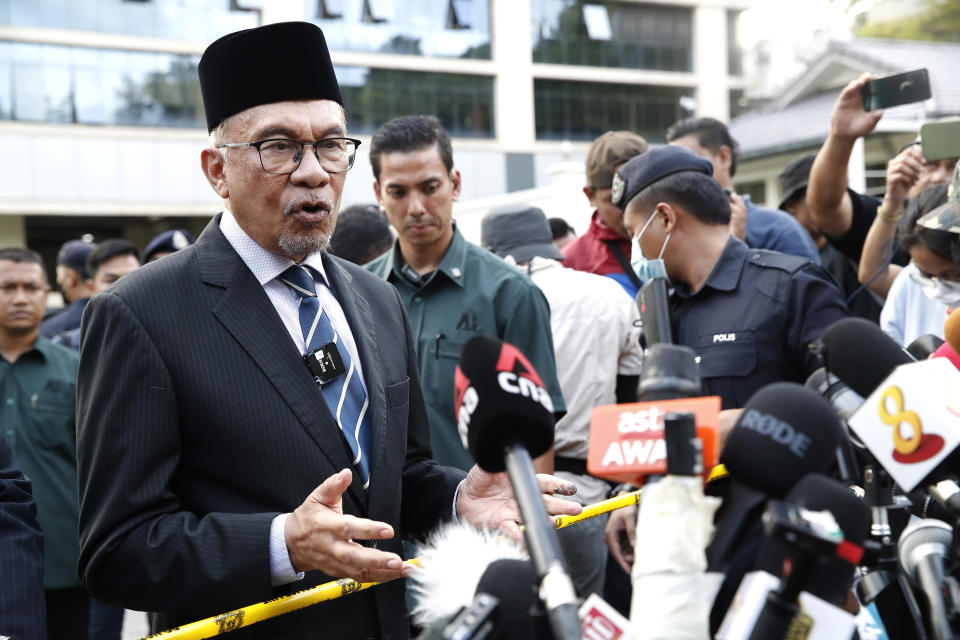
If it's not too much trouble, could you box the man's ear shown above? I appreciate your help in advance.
[582,186,596,206]
[200,148,229,199]
[450,169,462,201]
[659,203,679,234]
[373,178,383,206]
[716,145,733,176]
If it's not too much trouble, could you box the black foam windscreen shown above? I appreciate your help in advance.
[637,343,702,401]
[754,473,871,605]
[475,558,536,640]
[721,383,844,498]
[455,335,555,473]
[820,317,914,398]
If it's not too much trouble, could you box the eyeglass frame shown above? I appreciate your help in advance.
[216,137,362,175]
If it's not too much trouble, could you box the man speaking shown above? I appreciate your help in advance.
[76,22,578,638]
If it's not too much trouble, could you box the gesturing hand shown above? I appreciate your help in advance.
[605,502,637,575]
[455,465,582,541]
[284,469,413,583]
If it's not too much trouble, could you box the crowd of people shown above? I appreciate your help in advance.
[1,18,959,640]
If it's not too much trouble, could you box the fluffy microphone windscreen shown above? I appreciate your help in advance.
[821,317,913,397]
[754,473,870,605]
[455,335,555,472]
[721,383,843,498]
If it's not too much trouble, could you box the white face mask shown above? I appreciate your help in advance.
[923,279,960,309]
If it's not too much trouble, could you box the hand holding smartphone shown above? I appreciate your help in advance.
[861,68,931,111]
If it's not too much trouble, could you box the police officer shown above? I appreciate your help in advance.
[613,146,849,409]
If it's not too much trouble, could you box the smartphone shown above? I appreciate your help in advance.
[861,68,931,111]
[920,118,960,162]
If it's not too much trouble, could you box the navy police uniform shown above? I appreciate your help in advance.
[611,145,850,410]
[671,237,849,409]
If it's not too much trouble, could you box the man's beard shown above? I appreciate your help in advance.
[278,226,331,257]
[279,194,335,257]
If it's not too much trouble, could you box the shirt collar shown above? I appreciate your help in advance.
[387,224,467,288]
[219,207,330,287]
[673,236,746,298]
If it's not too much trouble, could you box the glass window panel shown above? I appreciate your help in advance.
[2,0,260,41]
[535,79,693,142]
[532,1,691,71]
[366,0,395,21]
[450,0,472,29]
[308,0,491,59]
[323,0,346,18]
[582,4,611,41]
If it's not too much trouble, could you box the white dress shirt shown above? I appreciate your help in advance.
[220,208,369,585]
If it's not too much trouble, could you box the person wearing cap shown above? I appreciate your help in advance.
[878,184,959,347]
[366,115,565,474]
[806,75,954,276]
[562,130,650,298]
[480,202,643,599]
[614,146,848,410]
[665,117,821,265]
[75,22,579,638]
[143,228,197,263]
[779,154,883,323]
[39,239,96,340]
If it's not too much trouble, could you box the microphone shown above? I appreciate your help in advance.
[933,308,960,371]
[898,519,955,640]
[718,473,869,640]
[820,317,914,398]
[455,335,580,640]
[707,383,845,631]
[637,277,673,347]
[636,343,702,402]
[908,334,946,360]
[629,411,723,640]
[804,367,864,486]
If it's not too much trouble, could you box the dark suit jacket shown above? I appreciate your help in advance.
[0,432,46,640]
[76,216,464,639]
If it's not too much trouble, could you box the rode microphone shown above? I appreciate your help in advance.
[820,317,914,398]
[455,336,580,640]
[707,383,845,632]
[898,519,956,640]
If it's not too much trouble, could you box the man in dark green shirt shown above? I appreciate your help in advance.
[0,248,85,640]
[366,116,565,472]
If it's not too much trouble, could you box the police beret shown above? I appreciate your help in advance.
[612,146,713,210]
[144,229,197,262]
[198,22,342,132]
[57,239,97,279]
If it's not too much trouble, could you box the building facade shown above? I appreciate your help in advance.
[0,0,749,260]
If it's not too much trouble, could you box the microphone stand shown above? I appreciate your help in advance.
[856,464,929,640]
[503,441,581,640]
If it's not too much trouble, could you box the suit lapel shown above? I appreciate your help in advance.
[322,255,389,508]
[195,218,367,509]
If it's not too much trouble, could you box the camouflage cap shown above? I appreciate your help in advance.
[918,159,960,234]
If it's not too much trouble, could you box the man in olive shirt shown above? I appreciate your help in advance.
[366,116,565,472]
[0,248,85,640]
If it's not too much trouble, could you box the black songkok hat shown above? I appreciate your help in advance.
[612,145,713,210]
[198,21,343,132]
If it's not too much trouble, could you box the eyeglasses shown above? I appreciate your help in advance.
[217,137,362,175]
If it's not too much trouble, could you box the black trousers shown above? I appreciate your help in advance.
[45,586,90,640]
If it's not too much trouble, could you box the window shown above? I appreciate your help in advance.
[338,67,493,138]
[582,4,611,41]
[0,0,260,41]
[0,43,204,128]
[532,1,692,71]
[734,181,765,205]
[534,79,694,142]
[306,0,492,59]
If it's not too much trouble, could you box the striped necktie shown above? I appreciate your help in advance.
[278,264,372,490]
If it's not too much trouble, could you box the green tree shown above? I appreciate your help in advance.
[856,0,960,42]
